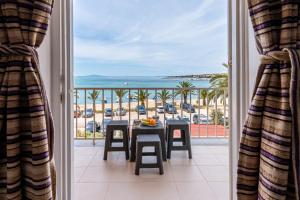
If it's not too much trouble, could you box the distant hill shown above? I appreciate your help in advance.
[164,73,222,80]
[75,75,105,78]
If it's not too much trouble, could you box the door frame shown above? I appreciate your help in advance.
[51,0,74,199]
[50,1,252,199]
[228,0,251,199]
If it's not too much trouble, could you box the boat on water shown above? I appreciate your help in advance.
[127,95,134,100]
[102,98,107,103]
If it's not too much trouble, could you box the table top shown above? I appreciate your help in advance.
[107,120,128,126]
[132,120,164,130]
[166,119,189,125]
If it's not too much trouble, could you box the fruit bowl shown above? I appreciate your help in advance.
[141,118,158,127]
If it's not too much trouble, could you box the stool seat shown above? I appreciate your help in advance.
[166,119,192,159]
[135,134,164,175]
[166,119,189,126]
[137,134,160,142]
[103,120,129,160]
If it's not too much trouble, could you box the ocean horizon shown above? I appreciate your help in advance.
[75,75,210,88]
[74,75,210,104]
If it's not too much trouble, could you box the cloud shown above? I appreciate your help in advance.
[74,0,228,76]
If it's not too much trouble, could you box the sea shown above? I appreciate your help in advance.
[74,75,210,104]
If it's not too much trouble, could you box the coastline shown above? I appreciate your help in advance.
[74,76,211,104]
[163,73,222,81]
[74,98,227,111]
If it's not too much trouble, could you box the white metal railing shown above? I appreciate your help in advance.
[73,87,229,143]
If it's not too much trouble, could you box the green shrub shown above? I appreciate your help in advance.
[76,130,105,139]
[210,109,224,125]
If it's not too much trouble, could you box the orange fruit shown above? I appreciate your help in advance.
[149,119,156,125]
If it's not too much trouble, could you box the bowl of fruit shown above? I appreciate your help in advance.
[141,118,157,127]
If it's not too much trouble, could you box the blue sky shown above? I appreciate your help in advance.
[74,0,228,76]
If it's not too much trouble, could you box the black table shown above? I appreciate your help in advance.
[130,120,167,162]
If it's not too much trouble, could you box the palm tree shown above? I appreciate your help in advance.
[88,90,100,108]
[208,62,229,103]
[135,90,150,106]
[176,81,195,104]
[200,90,208,106]
[115,89,128,109]
[157,89,172,105]
[87,90,100,139]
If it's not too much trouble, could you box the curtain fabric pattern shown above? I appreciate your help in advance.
[0,0,55,199]
[237,0,300,200]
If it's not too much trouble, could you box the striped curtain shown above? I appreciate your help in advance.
[0,1,55,200]
[237,1,300,200]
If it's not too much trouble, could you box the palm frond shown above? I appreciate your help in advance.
[157,89,172,104]
[115,90,128,99]
[135,90,150,106]
[88,90,100,101]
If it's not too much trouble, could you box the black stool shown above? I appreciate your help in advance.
[103,120,129,160]
[135,134,164,175]
[166,120,192,159]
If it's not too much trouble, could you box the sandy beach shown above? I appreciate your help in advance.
[73,98,229,138]
[74,98,226,111]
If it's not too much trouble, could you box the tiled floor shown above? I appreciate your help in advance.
[74,140,229,200]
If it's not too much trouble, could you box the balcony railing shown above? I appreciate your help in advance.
[73,87,229,143]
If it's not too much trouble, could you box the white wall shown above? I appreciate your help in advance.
[247,17,260,97]
[37,26,52,99]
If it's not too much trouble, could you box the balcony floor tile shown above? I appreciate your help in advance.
[74,141,229,200]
